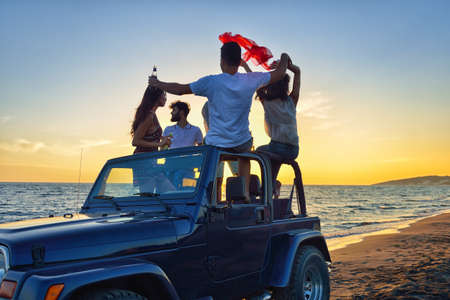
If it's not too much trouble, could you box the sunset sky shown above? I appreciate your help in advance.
[1,1,449,185]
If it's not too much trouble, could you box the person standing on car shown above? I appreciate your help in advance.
[163,101,203,149]
[148,42,290,199]
[131,86,171,154]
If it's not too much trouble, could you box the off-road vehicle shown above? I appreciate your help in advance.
[0,146,331,300]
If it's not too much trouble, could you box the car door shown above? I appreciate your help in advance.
[206,153,271,282]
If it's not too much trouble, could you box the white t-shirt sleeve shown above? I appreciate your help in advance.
[190,75,214,97]
[246,72,271,89]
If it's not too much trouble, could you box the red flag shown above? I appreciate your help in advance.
[219,32,273,70]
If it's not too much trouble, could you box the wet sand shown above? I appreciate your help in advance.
[329,213,450,299]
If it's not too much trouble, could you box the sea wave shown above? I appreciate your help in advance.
[1,183,449,246]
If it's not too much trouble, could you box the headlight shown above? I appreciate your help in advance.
[0,246,9,281]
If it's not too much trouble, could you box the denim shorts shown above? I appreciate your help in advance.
[218,138,253,153]
[256,140,299,160]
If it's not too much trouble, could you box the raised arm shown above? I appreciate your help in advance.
[268,53,289,85]
[148,77,192,95]
[240,59,252,73]
[288,62,301,106]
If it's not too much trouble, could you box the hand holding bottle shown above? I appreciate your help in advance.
[160,133,172,150]
[148,65,159,87]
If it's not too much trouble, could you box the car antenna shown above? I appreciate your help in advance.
[76,148,83,214]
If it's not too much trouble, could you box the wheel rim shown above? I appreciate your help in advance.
[302,264,324,300]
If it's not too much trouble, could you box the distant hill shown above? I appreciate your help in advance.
[373,176,450,186]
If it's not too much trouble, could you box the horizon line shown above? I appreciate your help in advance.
[0,180,378,186]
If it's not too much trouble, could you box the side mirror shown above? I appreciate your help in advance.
[226,177,246,203]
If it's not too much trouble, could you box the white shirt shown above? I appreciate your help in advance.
[263,97,299,146]
[163,123,203,149]
[190,72,270,148]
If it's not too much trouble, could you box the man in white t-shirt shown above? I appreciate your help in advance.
[148,42,290,199]
[163,101,203,149]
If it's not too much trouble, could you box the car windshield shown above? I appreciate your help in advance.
[92,152,204,200]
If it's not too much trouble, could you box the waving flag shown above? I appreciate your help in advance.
[219,32,274,70]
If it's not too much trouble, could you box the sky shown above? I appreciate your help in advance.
[1,0,449,185]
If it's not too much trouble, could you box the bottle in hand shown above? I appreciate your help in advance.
[161,133,173,151]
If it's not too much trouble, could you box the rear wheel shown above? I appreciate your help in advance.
[273,246,330,300]
[75,288,148,300]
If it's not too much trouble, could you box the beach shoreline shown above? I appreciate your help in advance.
[329,212,449,299]
[325,209,450,252]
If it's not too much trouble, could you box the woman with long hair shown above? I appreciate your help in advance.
[131,86,171,154]
[256,59,301,183]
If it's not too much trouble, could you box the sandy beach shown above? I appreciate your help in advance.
[329,213,449,299]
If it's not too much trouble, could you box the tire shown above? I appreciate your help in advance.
[273,246,330,300]
[75,288,148,300]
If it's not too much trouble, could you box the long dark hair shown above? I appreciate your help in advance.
[131,86,164,136]
[256,74,290,101]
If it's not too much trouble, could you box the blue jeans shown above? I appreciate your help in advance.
[257,140,299,183]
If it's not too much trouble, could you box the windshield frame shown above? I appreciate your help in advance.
[84,147,209,210]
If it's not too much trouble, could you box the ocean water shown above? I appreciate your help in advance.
[1,183,449,247]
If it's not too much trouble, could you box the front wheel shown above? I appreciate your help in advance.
[273,246,330,300]
[75,288,148,300]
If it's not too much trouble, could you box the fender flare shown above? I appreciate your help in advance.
[263,230,331,287]
[17,259,180,300]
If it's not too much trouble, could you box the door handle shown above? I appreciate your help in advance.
[255,207,265,223]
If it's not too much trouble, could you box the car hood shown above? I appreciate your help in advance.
[0,213,182,267]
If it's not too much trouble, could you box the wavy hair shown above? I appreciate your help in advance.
[131,86,164,136]
[256,74,290,101]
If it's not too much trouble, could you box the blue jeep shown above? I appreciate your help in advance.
[0,146,331,300]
